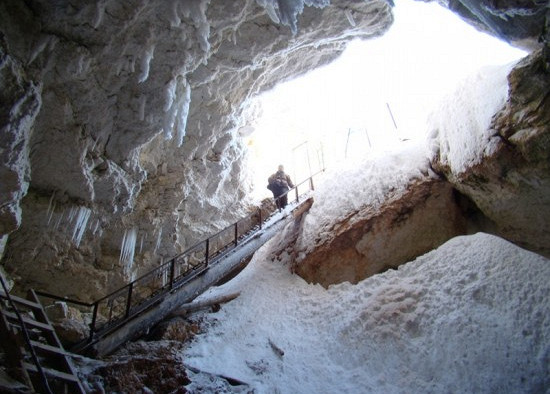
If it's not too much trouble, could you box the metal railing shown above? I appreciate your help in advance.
[35,169,324,348]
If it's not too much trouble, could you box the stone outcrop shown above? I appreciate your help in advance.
[432,50,550,257]
[291,177,468,287]
[446,0,548,51]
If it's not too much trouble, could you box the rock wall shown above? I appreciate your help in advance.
[0,0,393,299]
[292,177,468,287]
[0,37,41,255]
[432,50,550,257]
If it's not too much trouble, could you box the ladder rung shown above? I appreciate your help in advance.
[0,292,42,310]
[22,362,80,383]
[29,340,69,356]
[3,311,54,331]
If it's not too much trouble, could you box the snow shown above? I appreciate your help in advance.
[183,232,549,393]
[182,56,549,390]
[426,62,518,174]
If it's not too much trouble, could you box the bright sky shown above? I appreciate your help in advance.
[246,0,526,200]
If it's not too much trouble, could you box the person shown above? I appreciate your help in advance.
[267,165,294,210]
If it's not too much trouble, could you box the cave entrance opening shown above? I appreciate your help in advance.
[244,0,525,202]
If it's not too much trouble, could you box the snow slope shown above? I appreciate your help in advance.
[182,57,548,393]
[183,232,549,393]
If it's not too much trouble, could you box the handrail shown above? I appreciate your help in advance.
[35,169,325,347]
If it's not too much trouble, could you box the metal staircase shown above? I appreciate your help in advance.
[0,277,85,394]
[4,171,322,363]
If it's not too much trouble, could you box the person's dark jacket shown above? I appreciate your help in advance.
[267,171,294,196]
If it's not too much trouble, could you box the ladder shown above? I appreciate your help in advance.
[0,279,86,394]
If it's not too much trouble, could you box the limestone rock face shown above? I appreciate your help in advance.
[292,178,467,287]
[445,0,548,50]
[0,0,393,298]
[0,39,41,255]
[432,51,550,257]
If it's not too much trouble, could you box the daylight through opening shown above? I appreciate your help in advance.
[246,0,526,202]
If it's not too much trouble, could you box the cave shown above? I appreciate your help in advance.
[1,0,549,392]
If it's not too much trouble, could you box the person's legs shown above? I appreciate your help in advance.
[280,193,288,208]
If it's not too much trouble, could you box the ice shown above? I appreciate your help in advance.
[138,95,146,121]
[71,207,91,247]
[46,193,56,225]
[257,0,331,33]
[426,62,517,174]
[154,227,163,253]
[137,45,155,83]
[119,228,138,278]
[179,0,211,52]
[163,77,191,146]
[344,9,356,27]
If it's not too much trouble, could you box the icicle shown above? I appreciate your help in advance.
[345,9,356,27]
[264,3,280,24]
[181,0,211,52]
[93,1,106,29]
[54,211,64,231]
[46,193,56,225]
[137,44,155,83]
[139,233,145,253]
[170,0,182,27]
[138,95,146,121]
[92,219,100,235]
[175,82,191,147]
[119,228,138,277]
[163,77,191,145]
[71,207,91,247]
[68,207,77,222]
[155,228,163,252]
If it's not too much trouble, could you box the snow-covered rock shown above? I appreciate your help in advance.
[281,142,468,286]
[428,50,550,257]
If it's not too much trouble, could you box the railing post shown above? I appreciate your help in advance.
[258,208,262,229]
[234,222,238,246]
[89,302,99,342]
[125,283,133,318]
[295,186,299,202]
[310,176,314,191]
[205,239,210,266]
[169,258,175,289]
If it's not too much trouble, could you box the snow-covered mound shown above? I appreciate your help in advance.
[183,233,549,393]
[299,141,431,254]
[426,62,517,175]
